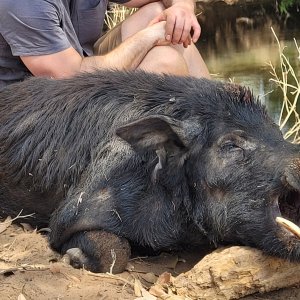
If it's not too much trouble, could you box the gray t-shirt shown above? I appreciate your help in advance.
[0,0,128,89]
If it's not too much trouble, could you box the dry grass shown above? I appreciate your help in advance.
[269,28,300,144]
[105,4,137,30]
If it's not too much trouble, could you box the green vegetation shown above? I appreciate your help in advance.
[279,0,300,13]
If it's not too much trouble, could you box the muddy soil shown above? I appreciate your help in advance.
[0,223,299,300]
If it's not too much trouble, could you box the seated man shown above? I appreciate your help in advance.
[0,0,210,89]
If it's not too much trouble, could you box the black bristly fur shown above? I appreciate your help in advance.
[1,70,300,273]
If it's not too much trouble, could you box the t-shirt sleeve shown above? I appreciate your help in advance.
[0,0,71,56]
[111,0,131,4]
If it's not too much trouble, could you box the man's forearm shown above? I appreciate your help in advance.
[125,0,195,9]
[80,27,160,73]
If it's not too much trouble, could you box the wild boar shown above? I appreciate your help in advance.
[0,70,299,273]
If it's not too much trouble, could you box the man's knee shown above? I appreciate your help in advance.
[139,46,189,76]
[121,1,165,41]
[138,1,165,21]
[159,47,189,75]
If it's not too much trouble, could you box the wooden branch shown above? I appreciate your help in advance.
[172,246,300,300]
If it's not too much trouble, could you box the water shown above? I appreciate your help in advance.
[198,31,300,123]
[195,3,300,123]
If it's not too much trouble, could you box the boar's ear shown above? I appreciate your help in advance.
[116,115,197,153]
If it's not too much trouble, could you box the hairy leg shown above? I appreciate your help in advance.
[121,1,210,78]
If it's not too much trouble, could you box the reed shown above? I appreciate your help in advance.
[105,4,137,30]
[268,28,300,143]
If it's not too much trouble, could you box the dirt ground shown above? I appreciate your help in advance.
[1,222,300,300]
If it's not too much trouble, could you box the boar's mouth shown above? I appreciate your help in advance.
[275,189,300,239]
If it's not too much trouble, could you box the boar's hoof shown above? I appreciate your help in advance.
[65,247,89,269]
[61,230,131,273]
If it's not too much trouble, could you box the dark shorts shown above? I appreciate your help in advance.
[93,22,122,55]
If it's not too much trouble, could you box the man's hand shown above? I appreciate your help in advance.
[149,1,201,47]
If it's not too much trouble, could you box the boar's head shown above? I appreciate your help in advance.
[117,81,300,261]
[193,111,300,260]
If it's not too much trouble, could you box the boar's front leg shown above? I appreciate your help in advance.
[48,193,131,273]
[61,230,130,273]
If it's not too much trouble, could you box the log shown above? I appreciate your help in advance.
[196,0,274,4]
[196,0,239,4]
[172,246,300,300]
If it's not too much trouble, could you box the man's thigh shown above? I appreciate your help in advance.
[94,2,164,55]
[93,22,122,55]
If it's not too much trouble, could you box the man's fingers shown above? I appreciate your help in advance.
[183,36,191,48]
[171,17,185,44]
[165,14,176,42]
[191,19,201,43]
[179,19,191,45]
[149,11,201,45]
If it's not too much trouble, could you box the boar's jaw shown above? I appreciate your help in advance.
[275,188,300,239]
[275,160,300,239]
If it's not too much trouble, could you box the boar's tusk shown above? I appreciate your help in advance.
[276,216,300,239]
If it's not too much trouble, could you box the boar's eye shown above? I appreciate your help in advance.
[217,131,249,161]
[221,141,241,152]
[220,141,244,160]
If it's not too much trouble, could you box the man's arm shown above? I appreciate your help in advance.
[122,0,193,9]
[21,22,169,78]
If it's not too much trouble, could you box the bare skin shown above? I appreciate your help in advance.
[121,1,210,77]
[20,0,210,79]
